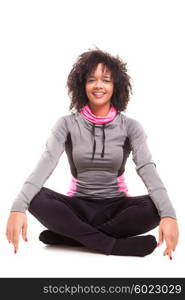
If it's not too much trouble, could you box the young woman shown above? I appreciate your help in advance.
[6,48,179,259]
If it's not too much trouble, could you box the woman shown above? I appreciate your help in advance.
[6,48,179,258]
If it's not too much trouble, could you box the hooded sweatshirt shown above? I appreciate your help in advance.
[66,104,130,197]
[10,105,177,219]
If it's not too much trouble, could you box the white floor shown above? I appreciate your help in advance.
[0,213,184,278]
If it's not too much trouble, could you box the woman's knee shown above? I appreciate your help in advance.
[28,187,47,213]
[141,196,160,229]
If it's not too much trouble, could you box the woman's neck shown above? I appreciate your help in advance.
[88,103,111,116]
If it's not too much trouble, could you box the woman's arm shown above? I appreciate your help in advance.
[126,117,179,259]
[10,115,70,213]
[126,117,177,219]
[6,115,71,253]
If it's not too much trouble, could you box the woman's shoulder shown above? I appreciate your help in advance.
[120,113,143,127]
[120,113,146,136]
[51,112,77,133]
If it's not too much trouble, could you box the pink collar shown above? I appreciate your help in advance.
[80,104,118,124]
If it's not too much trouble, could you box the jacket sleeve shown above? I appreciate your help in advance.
[10,116,69,213]
[126,117,177,219]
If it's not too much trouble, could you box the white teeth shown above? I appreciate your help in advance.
[93,93,104,95]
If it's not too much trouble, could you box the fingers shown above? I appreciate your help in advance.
[6,212,28,253]
[163,247,173,260]
[6,226,28,253]
[12,233,19,254]
[22,222,28,242]
[163,236,176,260]
[6,227,14,245]
[6,228,20,253]
[158,217,179,260]
[6,228,11,243]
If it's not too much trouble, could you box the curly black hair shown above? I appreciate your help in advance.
[66,47,133,113]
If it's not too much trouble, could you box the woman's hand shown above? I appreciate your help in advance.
[158,217,179,260]
[6,211,28,254]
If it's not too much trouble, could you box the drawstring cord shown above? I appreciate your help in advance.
[91,124,105,160]
[91,124,96,161]
[101,124,105,158]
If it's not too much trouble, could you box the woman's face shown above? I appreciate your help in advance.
[85,63,114,108]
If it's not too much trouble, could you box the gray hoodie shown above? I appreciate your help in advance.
[10,111,177,219]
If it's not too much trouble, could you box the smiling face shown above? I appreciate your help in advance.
[85,63,114,113]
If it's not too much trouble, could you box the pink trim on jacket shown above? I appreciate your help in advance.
[66,175,78,196]
[80,104,118,124]
[117,175,130,197]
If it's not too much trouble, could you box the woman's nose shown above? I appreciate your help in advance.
[94,80,103,88]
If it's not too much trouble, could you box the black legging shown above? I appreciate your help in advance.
[28,187,160,255]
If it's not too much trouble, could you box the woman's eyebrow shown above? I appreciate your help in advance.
[88,74,112,78]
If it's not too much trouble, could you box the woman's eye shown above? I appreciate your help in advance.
[87,80,111,83]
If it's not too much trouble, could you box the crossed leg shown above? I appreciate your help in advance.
[95,195,160,238]
[28,188,160,256]
[28,187,116,255]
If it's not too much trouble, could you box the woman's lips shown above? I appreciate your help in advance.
[92,92,105,98]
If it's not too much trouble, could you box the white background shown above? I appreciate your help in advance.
[0,0,185,277]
